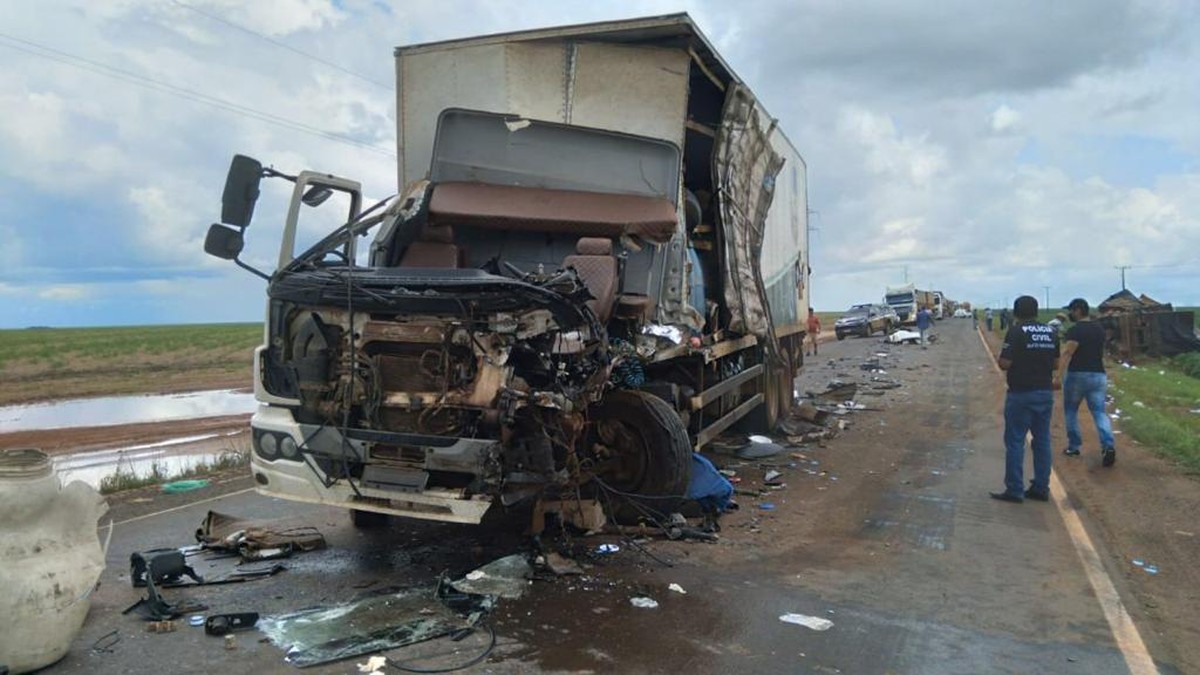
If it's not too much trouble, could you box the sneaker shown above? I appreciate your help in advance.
[1024,487,1050,502]
[1063,447,1081,457]
[989,491,1023,504]
[1102,446,1116,467]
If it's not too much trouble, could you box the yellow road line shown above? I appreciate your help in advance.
[978,329,1158,674]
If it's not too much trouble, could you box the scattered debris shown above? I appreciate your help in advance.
[630,597,659,609]
[259,587,475,668]
[688,453,735,514]
[196,511,326,562]
[532,498,606,534]
[759,503,776,511]
[145,620,177,633]
[738,439,785,459]
[596,543,621,555]
[779,613,834,631]
[205,613,260,636]
[358,655,389,674]
[161,479,210,493]
[668,583,687,594]
[543,552,584,577]
[764,470,783,484]
[451,554,532,599]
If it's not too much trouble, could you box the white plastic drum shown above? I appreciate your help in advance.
[0,448,108,673]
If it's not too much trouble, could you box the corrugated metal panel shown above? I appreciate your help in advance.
[570,43,689,147]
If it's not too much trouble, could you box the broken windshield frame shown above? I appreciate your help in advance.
[279,193,396,276]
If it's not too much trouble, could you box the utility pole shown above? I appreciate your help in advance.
[1115,265,1131,290]
[1043,286,1050,311]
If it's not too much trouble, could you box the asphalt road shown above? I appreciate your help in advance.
[48,319,1179,674]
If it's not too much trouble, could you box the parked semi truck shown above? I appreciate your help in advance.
[203,15,810,526]
[885,284,935,324]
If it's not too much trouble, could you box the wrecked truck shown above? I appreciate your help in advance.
[203,14,810,526]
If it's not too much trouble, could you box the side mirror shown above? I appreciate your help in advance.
[301,185,333,207]
[221,155,263,227]
[205,224,244,260]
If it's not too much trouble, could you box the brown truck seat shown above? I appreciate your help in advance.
[563,237,618,322]
[399,224,462,268]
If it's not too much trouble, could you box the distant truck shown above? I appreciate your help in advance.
[885,284,935,324]
[203,15,810,526]
[932,291,944,319]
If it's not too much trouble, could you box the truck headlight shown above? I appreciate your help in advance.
[280,435,299,460]
[259,432,279,459]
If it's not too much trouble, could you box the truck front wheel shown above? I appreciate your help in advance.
[588,391,692,523]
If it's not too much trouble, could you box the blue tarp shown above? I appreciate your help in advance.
[686,453,734,514]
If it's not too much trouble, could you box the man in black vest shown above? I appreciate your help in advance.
[1058,298,1117,466]
[991,295,1060,503]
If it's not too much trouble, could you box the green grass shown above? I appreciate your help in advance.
[0,323,261,368]
[0,323,262,404]
[1109,359,1200,473]
[98,442,251,495]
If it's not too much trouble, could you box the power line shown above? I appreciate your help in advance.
[0,32,395,158]
[170,0,393,90]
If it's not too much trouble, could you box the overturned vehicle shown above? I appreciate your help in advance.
[204,15,810,526]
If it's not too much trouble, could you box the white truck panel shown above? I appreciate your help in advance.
[761,126,808,331]
[397,42,689,190]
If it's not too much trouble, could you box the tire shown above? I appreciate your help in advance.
[350,508,389,529]
[837,333,846,341]
[588,390,692,523]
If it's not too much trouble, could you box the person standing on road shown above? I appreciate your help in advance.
[985,308,994,332]
[1058,298,1117,467]
[972,309,979,329]
[806,308,821,357]
[991,295,1060,503]
[916,305,933,347]
[999,308,1010,331]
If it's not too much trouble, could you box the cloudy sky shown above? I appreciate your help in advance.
[1,0,1197,328]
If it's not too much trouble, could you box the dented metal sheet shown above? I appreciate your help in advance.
[715,84,785,338]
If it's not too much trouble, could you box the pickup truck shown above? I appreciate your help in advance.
[835,304,895,339]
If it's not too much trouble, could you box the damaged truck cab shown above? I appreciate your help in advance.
[204,15,810,526]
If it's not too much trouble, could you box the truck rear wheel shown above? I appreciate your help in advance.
[738,360,793,434]
[588,390,691,524]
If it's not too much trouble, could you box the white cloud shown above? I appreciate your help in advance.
[990,104,1021,133]
[38,285,92,301]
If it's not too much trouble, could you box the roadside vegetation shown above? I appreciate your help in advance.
[1108,355,1200,474]
[0,323,261,405]
[98,442,251,495]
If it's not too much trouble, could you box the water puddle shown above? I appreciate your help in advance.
[53,433,245,489]
[0,389,257,433]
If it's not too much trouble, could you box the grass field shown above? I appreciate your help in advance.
[0,323,261,405]
[1108,355,1200,473]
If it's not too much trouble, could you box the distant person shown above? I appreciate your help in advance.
[1058,298,1117,467]
[972,309,979,329]
[985,308,994,331]
[1047,312,1067,337]
[991,295,1060,503]
[916,305,933,346]
[999,308,1010,331]
[806,308,821,357]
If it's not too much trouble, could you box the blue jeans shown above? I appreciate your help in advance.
[1003,390,1054,496]
[1063,372,1116,451]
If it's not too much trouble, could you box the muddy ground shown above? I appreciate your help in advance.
[29,320,1200,673]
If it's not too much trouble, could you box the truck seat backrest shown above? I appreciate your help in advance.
[563,237,617,322]
[399,224,462,268]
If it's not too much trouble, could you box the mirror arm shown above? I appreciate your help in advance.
[262,166,298,183]
[235,257,271,281]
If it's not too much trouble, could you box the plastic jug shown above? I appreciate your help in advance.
[0,448,109,673]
